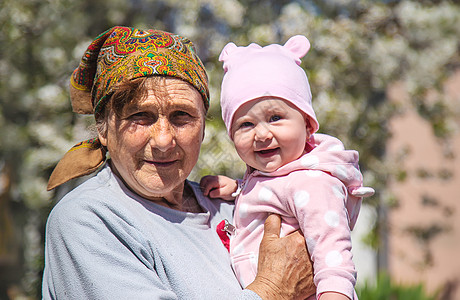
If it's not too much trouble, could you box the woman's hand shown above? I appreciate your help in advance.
[246,214,316,300]
[200,175,238,201]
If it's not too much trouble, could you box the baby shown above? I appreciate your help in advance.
[201,35,374,300]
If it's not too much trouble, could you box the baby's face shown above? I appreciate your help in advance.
[231,97,309,172]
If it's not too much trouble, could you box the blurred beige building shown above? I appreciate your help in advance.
[387,71,460,299]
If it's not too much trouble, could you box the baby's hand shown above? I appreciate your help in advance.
[200,175,239,201]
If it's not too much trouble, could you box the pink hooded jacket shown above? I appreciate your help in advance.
[231,134,362,299]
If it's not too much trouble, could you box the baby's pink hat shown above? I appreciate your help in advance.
[219,35,319,138]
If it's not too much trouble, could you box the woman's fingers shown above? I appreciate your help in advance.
[247,214,316,300]
[263,213,282,238]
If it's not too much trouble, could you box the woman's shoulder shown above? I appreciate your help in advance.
[48,167,118,221]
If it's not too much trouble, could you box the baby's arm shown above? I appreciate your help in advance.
[200,175,239,201]
[287,172,357,299]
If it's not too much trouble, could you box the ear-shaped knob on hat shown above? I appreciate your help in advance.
[219,42,263,60]
[219,42,262,71]
[283,35,310,59]
[219,42,238,63]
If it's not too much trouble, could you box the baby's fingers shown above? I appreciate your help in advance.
[208,188,235,201]
[199,175,219,196]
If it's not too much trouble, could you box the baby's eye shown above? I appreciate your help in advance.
[240,121,254,128]
[269,115,282,122]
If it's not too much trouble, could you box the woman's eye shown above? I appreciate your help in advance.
[269,115,282,122]
[171,111,193,125]
[173,111,191,117]
[132,112,147,118]
[128,112,155,124]
[130,112,149,119]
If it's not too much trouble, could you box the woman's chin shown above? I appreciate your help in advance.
[133,172,185,198]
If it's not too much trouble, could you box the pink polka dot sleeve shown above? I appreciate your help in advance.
[285,171,357,299]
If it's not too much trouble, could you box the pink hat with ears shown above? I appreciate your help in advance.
[219,35,319,138]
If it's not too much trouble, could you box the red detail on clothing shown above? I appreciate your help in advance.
[216,220,230,252]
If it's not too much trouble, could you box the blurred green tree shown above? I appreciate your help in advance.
[0,0,459,298]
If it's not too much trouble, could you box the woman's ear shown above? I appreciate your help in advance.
[98,131,108,147]
[96,121,108,147]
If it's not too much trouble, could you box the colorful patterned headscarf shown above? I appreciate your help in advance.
[47,26,209,190]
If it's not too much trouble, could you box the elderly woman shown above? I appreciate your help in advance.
[42,26,315,299]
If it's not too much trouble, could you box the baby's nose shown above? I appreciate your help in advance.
[254,124,273,141]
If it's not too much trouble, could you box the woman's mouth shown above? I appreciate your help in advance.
[145,160,178,167]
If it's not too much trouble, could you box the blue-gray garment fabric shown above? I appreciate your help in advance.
[42,164,261,300]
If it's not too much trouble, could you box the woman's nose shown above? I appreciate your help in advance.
[149,118,176,152]
[254,124,273,142]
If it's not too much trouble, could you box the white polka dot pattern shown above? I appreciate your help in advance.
[352,168,362,181]
[327,144,344,151]
[246,218,263,232]
[258,186,273,202]
[294,190,310,207]
[332,184,345,198]
[326,250,343,267]
[306,237,317,253]
[238,202,249,219]
[300,155,320,168]
[335,165,348,181]
[324,210,340,227]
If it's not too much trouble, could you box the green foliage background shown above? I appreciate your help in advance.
[0,0,459,298]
